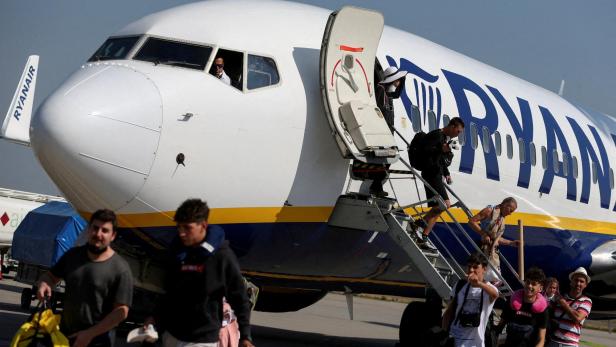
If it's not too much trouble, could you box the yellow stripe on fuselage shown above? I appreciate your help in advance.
[81,206,616,236]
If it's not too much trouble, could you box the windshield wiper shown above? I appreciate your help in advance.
[156,59,202,69]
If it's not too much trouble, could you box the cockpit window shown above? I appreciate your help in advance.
[88,36,140,62]
[209,49,243,90]
[134,37,212,70]
[247,55,280,90]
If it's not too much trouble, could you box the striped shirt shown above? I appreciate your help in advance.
[550,293,592,346]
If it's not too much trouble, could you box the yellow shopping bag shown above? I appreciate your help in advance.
[10,308,69,347]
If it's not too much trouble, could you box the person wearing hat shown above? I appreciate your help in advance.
[547,267,592,347]
[367,66,407,197]
[376,66,407,132]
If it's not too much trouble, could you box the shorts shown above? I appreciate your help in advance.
[422,172,449,207]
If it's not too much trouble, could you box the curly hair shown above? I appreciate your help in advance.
[174,199,210,223]
[525,267,546,284]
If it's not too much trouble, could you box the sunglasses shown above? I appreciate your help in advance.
[215,63,224,68]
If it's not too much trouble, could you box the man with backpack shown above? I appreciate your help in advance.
[442,253,498,347]
[409,117,465,250]
[499,267,549,347]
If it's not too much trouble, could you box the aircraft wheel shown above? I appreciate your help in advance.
[20,288,32,310]
[399,301,428,346]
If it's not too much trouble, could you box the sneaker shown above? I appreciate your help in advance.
[419,235,438,252]
[406,221,423,240]
[412,220,425,239]
[127,325,159,343]
[371,190,389,198]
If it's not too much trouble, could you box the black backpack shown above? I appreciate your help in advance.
[408,131,428,171]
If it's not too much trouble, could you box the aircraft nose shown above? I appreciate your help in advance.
[31,63,162,211]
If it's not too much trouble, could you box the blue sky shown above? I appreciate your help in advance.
[0,0,614,195]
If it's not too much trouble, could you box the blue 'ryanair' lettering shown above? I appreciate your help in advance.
[487,87,534,188]
[442,69,499,180]
[567,117,611,208]
[538,107,576,200]
[387,57,443,125]
[13,65,36,121]
[390,55,615,212]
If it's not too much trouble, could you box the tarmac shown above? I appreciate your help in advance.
[0,273,613,347]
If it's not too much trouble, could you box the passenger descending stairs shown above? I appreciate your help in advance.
[329,160,518,301]
[384,212,460,299]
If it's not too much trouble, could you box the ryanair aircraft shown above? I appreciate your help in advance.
[3,0,616,328]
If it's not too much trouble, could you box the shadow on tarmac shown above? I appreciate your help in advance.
[251,325,397,347]
[0,282,26,295]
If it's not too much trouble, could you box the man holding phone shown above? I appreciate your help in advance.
[442,253,499,347]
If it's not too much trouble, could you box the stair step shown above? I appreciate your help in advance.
[329,193,518,301]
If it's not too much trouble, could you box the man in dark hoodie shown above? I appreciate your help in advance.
[145,199,254,347]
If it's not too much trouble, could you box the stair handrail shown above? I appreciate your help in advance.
[387,158,516,295]
[385,214,462,298]
[443,183,524,287]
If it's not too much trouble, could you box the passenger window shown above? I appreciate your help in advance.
[610,168,615,189]
[443,114,451,127]
[494,131,502,156]
[506,135,513,159]
[518,138,525,163]
[458,126,466,146]
[562,152,569,177]
[572,156,579,179]
[411,105,422,132]
[134,37,212,70]
[428,110,437,131]
[209,49,244,90]
[247,54,280,90]
[553,149,559,174]
[470,123,478,150]
[529,142,536,166]
[592,162,598,184]
[541,146,547,170]
[482,127,490,154]
[89,36,141,61]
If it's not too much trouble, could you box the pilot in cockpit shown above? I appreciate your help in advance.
[213,57,231,85]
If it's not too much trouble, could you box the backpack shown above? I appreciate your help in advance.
[408,131,428,171]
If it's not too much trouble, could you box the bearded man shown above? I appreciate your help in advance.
[37,209,133,347]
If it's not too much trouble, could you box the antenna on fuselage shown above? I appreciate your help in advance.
[558,79,565,97]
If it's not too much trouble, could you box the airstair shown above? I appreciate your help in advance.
[319,6,522,301]
[328,158,522,300]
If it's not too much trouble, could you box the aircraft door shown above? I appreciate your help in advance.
[320,6,399,164]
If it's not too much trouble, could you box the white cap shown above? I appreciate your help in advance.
[379,66,408,84]
[568,267,591,283]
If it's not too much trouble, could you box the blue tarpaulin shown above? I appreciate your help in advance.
[12,201,87,267]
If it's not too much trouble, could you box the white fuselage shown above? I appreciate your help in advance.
[28,0,616,294]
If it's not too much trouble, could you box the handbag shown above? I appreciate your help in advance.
[10,300,69,347]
